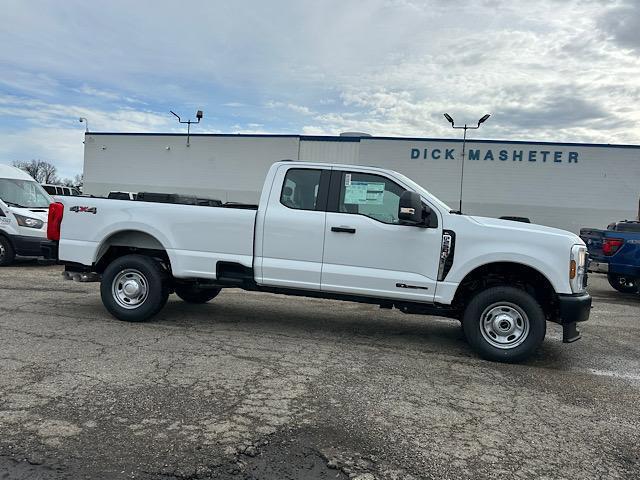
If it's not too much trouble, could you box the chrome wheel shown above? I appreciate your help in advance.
[480,302,530,350]
[111,269,149,309]
[617,276,636,289]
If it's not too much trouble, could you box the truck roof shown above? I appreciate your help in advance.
[0,164,37,181]
[273,160,402,176]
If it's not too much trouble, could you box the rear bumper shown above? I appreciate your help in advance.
[588,260,609,274]
[41,240,59,260]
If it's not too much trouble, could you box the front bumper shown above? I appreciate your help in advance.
[11,234,51,257]
[557,292,592,343]
[558,292,592,324]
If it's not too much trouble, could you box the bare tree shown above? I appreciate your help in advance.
[12,160,59,184]
[40,162,58,184]
[61,174,84,190]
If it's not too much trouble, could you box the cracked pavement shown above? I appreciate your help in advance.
[0,262,639,479]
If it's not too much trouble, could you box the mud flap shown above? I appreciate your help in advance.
[562,322,581,343]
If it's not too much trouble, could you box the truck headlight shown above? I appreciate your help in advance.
[569,244,587,293]
[14,213,44,229]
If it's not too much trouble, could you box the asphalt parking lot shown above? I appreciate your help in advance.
[0,263,639,479]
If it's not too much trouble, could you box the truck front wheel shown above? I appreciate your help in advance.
[175,286,221,304]
[100,254,169,322]
[607,273,638,294]
[462,286,546,363]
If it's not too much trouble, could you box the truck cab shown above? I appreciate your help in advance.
[0,164,54,266]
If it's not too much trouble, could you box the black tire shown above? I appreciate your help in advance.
[462,286,546,363]
[100,254,169,322]
[0,236,15,266]
[175,286,221,304]
[607,273,638,294]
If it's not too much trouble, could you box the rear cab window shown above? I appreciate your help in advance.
[280,169,324,211]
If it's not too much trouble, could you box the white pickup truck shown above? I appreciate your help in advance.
[44,161,591,362]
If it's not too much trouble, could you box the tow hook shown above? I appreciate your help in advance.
[62,270,101,283]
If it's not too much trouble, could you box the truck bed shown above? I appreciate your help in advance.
[57,197,257,279]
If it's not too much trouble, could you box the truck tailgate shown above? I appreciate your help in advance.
[579,228,605,259]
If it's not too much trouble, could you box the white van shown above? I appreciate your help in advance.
[42,184,81,196]
[0,164,54,266]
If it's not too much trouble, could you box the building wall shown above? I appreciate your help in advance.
[355,138,640,233]
[84,134,300,203]
[83,133,640,232]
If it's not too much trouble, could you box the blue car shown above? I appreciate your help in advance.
[580,221,640,293]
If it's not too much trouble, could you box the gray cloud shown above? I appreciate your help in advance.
[1,0,640,177]
[598,1,640,52]
[498,93,609,129]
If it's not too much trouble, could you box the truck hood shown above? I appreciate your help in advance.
[468,215,584,245]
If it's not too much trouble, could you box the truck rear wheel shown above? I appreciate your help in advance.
[100,254,169,322]
[607,273,638,294]
[462,286,546,363]
[175,286,221,304]
[0,236,15,266]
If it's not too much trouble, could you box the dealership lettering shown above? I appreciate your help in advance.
[410,148,579,163]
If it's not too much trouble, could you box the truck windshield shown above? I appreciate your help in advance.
[0,179,52,208]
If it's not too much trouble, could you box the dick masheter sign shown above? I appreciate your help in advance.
[411,147,580,163]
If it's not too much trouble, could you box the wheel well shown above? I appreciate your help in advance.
[452,262,557,319]
[94,230,170,273]
[0,232,12,247]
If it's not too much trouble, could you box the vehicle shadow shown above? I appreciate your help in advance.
[154,295,568,365]
[162,296,467,348]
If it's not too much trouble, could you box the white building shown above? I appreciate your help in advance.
[83,132,640,233]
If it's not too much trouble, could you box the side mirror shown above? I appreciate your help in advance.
[399,191,429,226]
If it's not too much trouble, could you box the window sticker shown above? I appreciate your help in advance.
[345,173,352,186]
[344,181,385,205]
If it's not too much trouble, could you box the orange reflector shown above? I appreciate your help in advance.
[569,260,577,279]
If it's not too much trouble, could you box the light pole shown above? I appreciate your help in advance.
[170,109,203,147]
[443,113,490,213]
[79,117,89,132]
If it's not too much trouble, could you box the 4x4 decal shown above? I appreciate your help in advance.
[70,206,97,214]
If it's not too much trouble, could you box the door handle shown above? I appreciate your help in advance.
[331,226,356,234]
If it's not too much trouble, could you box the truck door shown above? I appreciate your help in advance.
[258,166,330,290]
[321,170,441,302]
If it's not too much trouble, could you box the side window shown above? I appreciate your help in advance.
[55,186,63,195]
[43,185,56,195]
[338,172,406,224]
[280,169,322,211]
[63,187,71,196]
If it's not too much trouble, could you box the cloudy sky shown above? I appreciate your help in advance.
[1,0,639,178]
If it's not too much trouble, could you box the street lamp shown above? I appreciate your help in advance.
[79,117,89,132]
[170,109,204,147]
[443,113,490,213]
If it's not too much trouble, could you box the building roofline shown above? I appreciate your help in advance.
[85,132,640,149]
